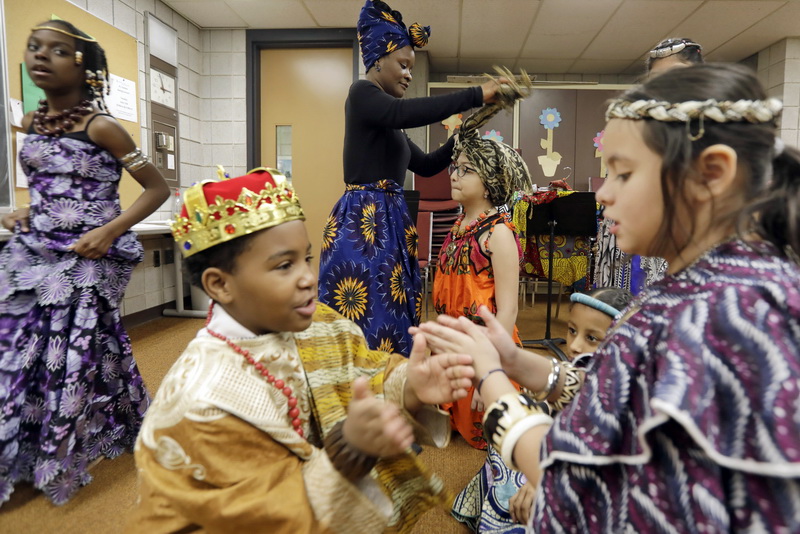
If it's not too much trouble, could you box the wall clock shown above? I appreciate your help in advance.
[149,68,176,109]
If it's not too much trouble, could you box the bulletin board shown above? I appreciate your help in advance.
[3,0,141,209]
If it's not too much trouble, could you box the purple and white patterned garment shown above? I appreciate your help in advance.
[0,130,149,506]
[535,239,800,532]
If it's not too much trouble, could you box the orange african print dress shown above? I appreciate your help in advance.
[433,212,522,450]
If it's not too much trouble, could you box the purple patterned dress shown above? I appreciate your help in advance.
[0,128,150,506]
[534,239,800,532]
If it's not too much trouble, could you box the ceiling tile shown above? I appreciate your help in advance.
[428,57,459,74]
[162,0,800,76]
[569,59,636,74]
[708,1,800,62]
[460,0,540,57]
[164,1,248,28]
[227,0,316,28]
[523,0,622,59]
[458,57,519,74]
[583,0,702,60]
[515,58,576,73]
[302,0,362,27]
[667,1,784,58]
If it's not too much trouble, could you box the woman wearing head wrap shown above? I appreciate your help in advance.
[425,100,533,451]
[317,0,528,357]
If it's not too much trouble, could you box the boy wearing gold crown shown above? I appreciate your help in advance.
[127,168,475,534]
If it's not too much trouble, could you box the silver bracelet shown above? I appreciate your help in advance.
[120,148,148,172]
[533,359,560,402]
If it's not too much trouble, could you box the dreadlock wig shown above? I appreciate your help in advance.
[454,67,534,206]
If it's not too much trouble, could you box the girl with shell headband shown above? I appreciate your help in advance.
[317,0,526,358]
[416,63,800,531]
[0,20,169,506]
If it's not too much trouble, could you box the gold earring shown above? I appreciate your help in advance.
[75,51,83,66]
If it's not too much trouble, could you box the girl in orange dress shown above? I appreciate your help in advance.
[432,102,533,449]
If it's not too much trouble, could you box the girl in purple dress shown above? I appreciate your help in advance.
[0,20,169,506]
[417,63,800,532]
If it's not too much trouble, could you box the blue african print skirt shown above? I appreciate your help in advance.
[452,445,528,533]
[318,180,421,356]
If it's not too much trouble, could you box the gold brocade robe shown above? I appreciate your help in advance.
[127,303,450,534]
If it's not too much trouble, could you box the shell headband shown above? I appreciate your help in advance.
[605,98,783,140]
[649,40,701,59]
[605,98,783,124]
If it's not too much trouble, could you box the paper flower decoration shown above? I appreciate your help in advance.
[482,129,503,142]
[441,113,463,139]
[539,108,562,130]
[593,131,604,151]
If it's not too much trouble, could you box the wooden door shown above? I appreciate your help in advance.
[259,48,351,268]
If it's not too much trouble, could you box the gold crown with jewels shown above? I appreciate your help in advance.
[170,167,305,258]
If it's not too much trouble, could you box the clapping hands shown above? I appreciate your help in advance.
[343,377,414,458]
[411,306,518,382]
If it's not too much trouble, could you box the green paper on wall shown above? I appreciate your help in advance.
[21,63,45,114]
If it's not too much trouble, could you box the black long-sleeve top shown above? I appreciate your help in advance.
[343,80,484,187]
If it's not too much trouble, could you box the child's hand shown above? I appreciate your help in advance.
[343,377,414,458]
[404,333,475,412]
[69,226,117,259]
[508,481,535,524]
[1,207,30,232]
[413,317,501,383]
[474,306,521,370]
[471,388,485,412]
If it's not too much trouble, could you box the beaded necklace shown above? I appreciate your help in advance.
[446,209,493,256]
[451,209,493,238]
[204,302,304,437]
[33,98,93,137]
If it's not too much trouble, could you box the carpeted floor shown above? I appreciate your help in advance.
[0,292,568,534]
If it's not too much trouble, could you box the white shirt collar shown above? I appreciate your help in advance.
[198,302,258,340]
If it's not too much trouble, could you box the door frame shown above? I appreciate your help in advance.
[245,28,359,170]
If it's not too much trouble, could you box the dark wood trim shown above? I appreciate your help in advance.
[245,28,359,169]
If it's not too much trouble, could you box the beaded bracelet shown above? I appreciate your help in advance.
[477,368,507,395]
[323,420,378,482]
[483,392,552,469]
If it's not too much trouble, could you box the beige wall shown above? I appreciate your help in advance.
[758,38,800,148]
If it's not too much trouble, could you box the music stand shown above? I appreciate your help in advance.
[522,192,597,360]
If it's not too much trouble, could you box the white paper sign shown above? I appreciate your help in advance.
[106,73,138,123]
[9,98,24,127]
[167,153,175,170]
[15,132,27,188]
